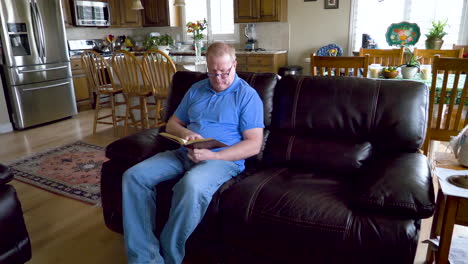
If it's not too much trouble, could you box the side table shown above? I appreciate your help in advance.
[425,165,468,264]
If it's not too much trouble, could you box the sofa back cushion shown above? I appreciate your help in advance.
[164,71,278,127]
[263,76,428,171]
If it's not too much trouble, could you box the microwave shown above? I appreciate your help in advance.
[72,0,111,27]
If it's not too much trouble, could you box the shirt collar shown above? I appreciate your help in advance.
[207,74,240,95]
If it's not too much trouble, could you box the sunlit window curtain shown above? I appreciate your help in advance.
[184,0,236,42]
[349,0,465,53]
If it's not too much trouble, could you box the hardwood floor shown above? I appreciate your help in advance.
[1,110,460,264]
[1,110,127,264]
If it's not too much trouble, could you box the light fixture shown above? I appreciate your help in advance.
[131,0,144,10]
[174,0,185,6]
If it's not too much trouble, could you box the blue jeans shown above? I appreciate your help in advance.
[122,148,240,264]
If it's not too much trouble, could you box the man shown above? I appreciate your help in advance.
[122,42,264,264]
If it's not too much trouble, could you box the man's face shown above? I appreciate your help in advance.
[207,54,237,92]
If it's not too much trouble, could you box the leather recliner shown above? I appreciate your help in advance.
[0,164,32,264]
[101,71,435,264]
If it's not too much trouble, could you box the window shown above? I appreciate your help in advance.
[348,0,468,53]
[184,0,238,43]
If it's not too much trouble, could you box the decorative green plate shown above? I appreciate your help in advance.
[385,21,420,46]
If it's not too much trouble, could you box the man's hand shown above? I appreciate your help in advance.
[187,148,218,163]
[183,132,203,141]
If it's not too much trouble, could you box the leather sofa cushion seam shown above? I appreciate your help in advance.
[291,77,304,129]
[246,168,289,224]
[361,199,427,210]
[286,135,295,161]
[371,81,380,130]
[253,210,346,232]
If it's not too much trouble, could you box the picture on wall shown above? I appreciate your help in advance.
[325,0,339,9]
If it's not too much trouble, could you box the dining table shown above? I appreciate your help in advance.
[377,72,467,105]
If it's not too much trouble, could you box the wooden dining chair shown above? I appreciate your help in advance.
[141,49,177,128]
[81,50,126,135]
[111,50,158,135]
[359,47,404,66]
[413,48,464,65]
[452,44,467,55]
[310,54,370,77]
[422,55,468,155]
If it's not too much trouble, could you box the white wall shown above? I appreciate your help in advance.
[288,0,351,67]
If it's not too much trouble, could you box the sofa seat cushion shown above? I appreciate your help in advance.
[220,167,420,263]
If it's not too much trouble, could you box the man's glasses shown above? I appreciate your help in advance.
[207,64,233,79]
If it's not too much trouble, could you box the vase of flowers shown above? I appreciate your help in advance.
[186,18,207,61]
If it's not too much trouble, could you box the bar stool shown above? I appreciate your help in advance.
[111,50,158,135]
[81,50,126,135]
[141,49,177,127]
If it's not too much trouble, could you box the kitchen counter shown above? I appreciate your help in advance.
[169,49,288,56]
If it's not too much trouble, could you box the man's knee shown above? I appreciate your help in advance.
[122,166,143,186]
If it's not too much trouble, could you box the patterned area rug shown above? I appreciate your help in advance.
[9,141,107,205]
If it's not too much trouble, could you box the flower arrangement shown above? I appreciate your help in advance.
[186,18,208,41]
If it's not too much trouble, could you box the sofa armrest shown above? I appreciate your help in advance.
[356,153,435,219]
[0,163,13,185]
[106,127,178,164]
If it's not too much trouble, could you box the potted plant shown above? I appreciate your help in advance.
[425,19,448,50]
[143,34,174,54]
[398,47,420,79]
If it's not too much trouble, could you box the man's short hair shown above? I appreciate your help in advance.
[206,42,236,62]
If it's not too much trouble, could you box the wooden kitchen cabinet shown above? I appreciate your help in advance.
[109,0,142,27]
[141,0,169,26]
[234,0,287,23]
[70,58,93,111]
[236,53,287,73]
[61,0,73,27]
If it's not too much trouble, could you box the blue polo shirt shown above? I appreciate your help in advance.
[174,74,264,171]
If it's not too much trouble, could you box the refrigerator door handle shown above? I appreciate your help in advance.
[29,1,44,61]
[18,65,68,73]
[22,81,71,91]
[33,2,46,59]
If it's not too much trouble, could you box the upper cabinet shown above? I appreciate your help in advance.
[61,0,73,27]
[141,0,179,27]
[109,0,142,27]
[141,0,168,26]
[234,0,287,23]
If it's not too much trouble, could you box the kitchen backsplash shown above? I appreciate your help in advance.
[66,27,183,43]
[66,22,289,51]
[238,22,289,50]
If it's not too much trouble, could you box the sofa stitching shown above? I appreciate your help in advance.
[361,199,420,209]
[246,168,288,225]
[291,77,304,130]
[253,210,346,232]
[371,80,380,130]
[257,211,346,228]
[286,135,295,161]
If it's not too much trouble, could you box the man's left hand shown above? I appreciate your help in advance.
[188,148,218,163]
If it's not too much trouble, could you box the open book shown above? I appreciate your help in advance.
[159,132,228,149]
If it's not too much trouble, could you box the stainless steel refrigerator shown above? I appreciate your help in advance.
[0,0,77,129]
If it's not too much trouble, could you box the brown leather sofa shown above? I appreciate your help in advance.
[0,164,32,264]
[101,71,435,264]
